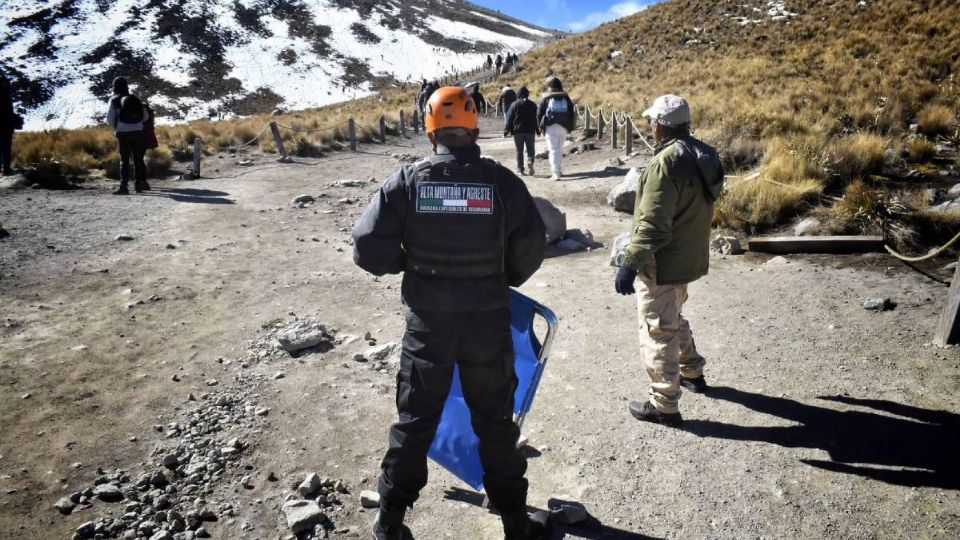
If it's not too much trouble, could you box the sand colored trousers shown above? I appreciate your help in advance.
[636,264,706,414]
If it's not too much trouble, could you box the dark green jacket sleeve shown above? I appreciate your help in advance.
[622,158,680,271]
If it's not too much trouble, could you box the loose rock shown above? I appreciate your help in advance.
[533,197,567,245]
[609,232,632,267]
[359,490,380,508]
[281,499,325,534]
[863,297,897,311]
[607,168,642,213]
[710,236,744,255]
[276,319,333,353]
[298,473,323,497]
[54,496,75,514]
[93,483,123,502]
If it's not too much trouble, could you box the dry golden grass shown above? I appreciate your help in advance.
[908,137,937,163]
[826,134,888,179]
[917,104,957,137]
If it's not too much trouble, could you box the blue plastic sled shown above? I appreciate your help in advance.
[427,289,560,492]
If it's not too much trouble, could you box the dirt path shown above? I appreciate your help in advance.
[1,117,959,539]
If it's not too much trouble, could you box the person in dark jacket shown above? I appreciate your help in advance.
[495,54,504,75]
[353,86,549,540]
[497,84,517,120]
[105,76,150,194]
[0,75,16,176]
[536,76,575,180]
[505,86,539,176]
[467,83,486,115]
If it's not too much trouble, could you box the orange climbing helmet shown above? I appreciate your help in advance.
[424,86,478,134]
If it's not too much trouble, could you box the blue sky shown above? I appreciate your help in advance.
[473,0,662,32]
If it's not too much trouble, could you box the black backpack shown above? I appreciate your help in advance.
[118,95,144,124]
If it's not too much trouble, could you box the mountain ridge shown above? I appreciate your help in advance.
[1,0,552,130]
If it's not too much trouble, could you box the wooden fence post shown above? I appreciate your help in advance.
[192,138,202,177]
[348,118,357,151]
[611,113,619,149]
[935,255,960,346]
[584,105,591,133]
[413,110,420,134]
[269,121,288,162]
[598,111,606,140]
[625,115,633,156]
[379,116,386,144]
[399,110,406,137]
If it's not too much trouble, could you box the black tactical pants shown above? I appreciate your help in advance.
[117,131,146,185]
[378,308,528,518]
[0,130,13,174]
[513,133,535,173]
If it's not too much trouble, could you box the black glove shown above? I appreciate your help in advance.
[615,265,638,295]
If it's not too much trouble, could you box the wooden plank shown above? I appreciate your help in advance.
[935,254,960,346]
[747,236,885,254]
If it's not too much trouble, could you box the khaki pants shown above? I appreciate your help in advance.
[636,264,706,414]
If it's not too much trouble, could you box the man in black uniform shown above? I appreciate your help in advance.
[353,86,548,540]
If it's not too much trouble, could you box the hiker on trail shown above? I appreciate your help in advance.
[352,86,549,540]
[495,54,503,75]
[485,55,493,70]
[467,83,487,115]
[106,76,150,194]
[536,76,575,181]
[0,74,19,176]
[497,84,517,120]
[505,86,539,176]
[614,94,724,427]
[417,81,439,124]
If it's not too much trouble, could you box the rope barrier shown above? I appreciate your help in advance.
[885,229,960,262]
[200,122,272,152]
[275,120,350,134]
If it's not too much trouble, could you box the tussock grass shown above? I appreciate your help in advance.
[917,104,956,137]
[908,137,937,163]
[826,134,888,179]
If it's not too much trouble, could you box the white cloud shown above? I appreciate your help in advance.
[568,1,649,32]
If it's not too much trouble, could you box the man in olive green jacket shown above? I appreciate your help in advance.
[614,94,724,427]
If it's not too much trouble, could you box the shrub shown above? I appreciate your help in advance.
[827,133,888,179]
[917,104,956,137]
[292,137,323,157]
[146,147,173,176]
[908,137,937,163]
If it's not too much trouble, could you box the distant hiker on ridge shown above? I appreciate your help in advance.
[536,76,575,181]
[505,86,539,176]
[106,77,150,194]
[495,54,504,75]
[0,74,20,176]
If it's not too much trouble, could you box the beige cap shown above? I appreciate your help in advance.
[641,94,691,127]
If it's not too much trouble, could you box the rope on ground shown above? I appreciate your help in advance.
[885,229,960,262]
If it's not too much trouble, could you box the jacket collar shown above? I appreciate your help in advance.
[653,136,682,156]
[435,143,482,161]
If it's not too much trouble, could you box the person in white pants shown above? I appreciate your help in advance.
[536,77,575,181]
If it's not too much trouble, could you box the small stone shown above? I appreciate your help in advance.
[241,476,253,489]
[93,483,124,502]
[272,371,285,380]
[254,407,270,416]
[298,473,322,497]
[161,454,179,468]
[76,521,96,538]
[365,343,400,362]
[55,497,76,514]
[115,234,134,241]
[204,379,218,387]
[353,353,367,363]
[291,195,316,208]
[863,297,897,311]
[165,244,177,250]
[359,490,380,508]
[710,236,744,255]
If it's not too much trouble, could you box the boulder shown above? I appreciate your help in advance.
[609,232,631,267]
[863,297,897,311]
[710,236,744,255]
[563,229,603,250]
[93,483,123,502]
[595,157,624,171]
[556,239,585,251]
[607,168,642,213]
[276,319,332,353]
[793,217,821,236]
[281,500,325,534]
[359,490,380,508]
[533,197,567,245]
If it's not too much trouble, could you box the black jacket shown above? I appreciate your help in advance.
[505,98,539,135]
[497,88,517,115]
[352,144,546,312]
[536,91,576,132]
[0,83,14,132]
[470,89,486,112]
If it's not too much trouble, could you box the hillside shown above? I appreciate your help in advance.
[511,0,960,241]
[0,0,550,130]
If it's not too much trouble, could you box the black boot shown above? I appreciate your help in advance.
[371,505,412,540]
[135,180,151,193]
[680,375,708,394]
[113,182,129,195]
[629,401,683,427]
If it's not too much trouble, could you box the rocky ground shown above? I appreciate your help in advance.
[1,116,959,540]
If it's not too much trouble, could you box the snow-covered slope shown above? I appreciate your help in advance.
[0,0,551,130]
